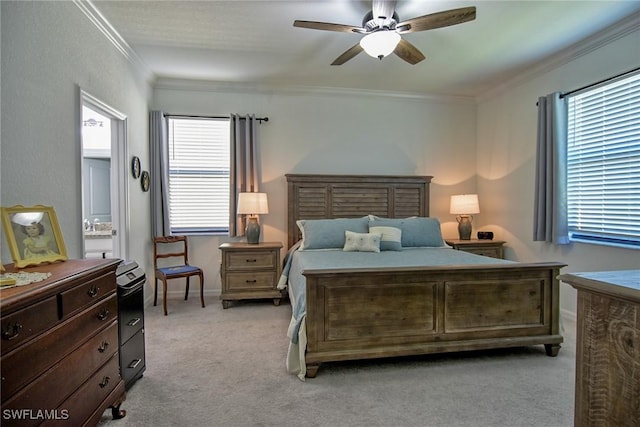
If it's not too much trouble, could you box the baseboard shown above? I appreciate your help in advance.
[143,289,221,307]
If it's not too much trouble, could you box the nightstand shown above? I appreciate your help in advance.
[219,242,283,309]
[445,239,506,259]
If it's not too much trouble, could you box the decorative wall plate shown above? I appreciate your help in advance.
[131,156,141,179]
[141,171,150,192]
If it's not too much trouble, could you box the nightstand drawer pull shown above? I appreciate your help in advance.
[245,259,257,263]
[245,279,257,283]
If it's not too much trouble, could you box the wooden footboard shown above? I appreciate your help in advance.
[302,262,565,377]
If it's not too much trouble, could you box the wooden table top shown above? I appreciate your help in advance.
[559,270,640,302]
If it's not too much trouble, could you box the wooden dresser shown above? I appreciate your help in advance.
[219,242,283,309]
[559,270,640,426]
[1,259,126,426]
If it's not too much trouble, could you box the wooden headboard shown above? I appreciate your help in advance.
[286,174,433,248]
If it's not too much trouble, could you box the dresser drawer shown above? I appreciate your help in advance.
[1,294,117,399]
[43,354,123,427]
[1,321,119,426]
[227,271,277,291]
[59,271,115,319]
[1,295,59,354]
[226,251,276,270]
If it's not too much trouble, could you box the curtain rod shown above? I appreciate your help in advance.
[559,66,640,99]
[164,113,269,123]
[536,66,639,106]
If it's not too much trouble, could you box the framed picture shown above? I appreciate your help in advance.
[0,205,68,268]
[131,156,141,179]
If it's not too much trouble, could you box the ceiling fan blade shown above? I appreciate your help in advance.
[396,6,476,33]
[294,20,364,34]
[331,43,364,65]
[393,38,425,65]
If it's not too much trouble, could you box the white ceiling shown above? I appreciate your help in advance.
[91,0,640,98]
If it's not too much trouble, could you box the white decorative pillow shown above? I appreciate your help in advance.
[343,231,381,253]
[369,226,402,251]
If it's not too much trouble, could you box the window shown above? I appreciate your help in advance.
[566,71,640,248]
[167,117,230,234]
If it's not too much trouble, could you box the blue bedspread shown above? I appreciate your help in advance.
[278,246,512,344]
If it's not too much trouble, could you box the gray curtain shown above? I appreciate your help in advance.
[533,93,570,244]
[150,111,172,237]
[229,114,259,237]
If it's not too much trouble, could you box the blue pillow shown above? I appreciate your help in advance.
[369,217,444,247]
[297,217,369,250]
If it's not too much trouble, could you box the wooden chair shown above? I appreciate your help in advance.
[153,236,204,316]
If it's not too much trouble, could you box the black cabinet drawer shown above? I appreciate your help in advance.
[120,329,146,390]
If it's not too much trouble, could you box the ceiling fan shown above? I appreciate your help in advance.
[293,0,476,65]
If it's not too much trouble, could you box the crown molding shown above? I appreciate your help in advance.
[153,77,476,105]
[476,11,640,103]
[73,0,153,83]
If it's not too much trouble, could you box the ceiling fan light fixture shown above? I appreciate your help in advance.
[359,30,400,60]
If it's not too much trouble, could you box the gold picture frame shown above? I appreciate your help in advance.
[1,205,68,268]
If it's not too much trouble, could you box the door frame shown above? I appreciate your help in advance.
[80,89,129,260]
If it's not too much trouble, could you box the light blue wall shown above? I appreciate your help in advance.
[476,16,640,317]
[1,2,153,274]
[152,83,478,291]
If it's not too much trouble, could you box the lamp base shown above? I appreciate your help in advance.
[456,215,473,240]
[245,217,261,244]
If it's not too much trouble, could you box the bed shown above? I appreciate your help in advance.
[280,174,565,379]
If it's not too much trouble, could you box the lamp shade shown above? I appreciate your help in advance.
[237,192,269,215]
[360,31,401,59]
[450,194,480,215]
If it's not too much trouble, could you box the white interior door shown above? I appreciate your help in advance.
[81,90,129,260]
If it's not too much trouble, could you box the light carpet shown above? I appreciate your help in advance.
[99,296,576,427]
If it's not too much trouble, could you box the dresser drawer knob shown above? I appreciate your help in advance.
[99,376,110,388]
[97,308,110,320]
[87,285,100,297]
[245,259,257,263]
[245,279,257,283]
[98,341,110,353]
[1,321,23,341]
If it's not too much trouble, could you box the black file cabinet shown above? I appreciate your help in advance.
[116,260,146,390]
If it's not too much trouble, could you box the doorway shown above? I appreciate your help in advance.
[80,90,128,260]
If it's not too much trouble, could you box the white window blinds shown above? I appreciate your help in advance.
[167,117,230,233]
[566,71,640,247]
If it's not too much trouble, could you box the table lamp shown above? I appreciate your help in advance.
[237,192,269,244]
[450,194,480,240]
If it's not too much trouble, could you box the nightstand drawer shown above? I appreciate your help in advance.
[227,272,278,291]
[466,247,501,258]
[219,242,283,308]
[226,251,276,270]
[445,239,505,259]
